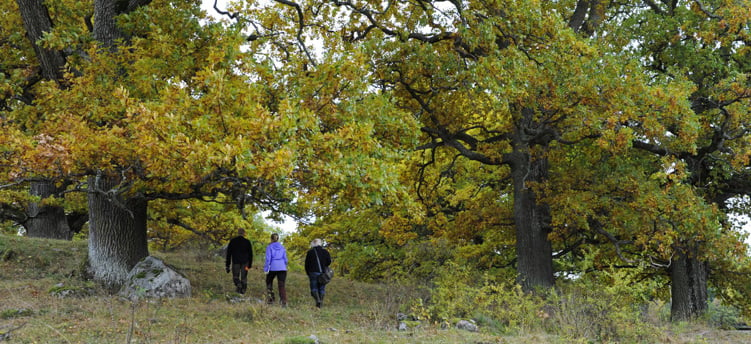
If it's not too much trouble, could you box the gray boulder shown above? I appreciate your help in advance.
[456,319,478,332]
[119,256,191,300]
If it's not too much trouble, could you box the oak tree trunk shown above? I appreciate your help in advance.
[505,107,556,292]
[87,175,149,289]
[670,245,708,321]
[511,152,554,291]
[85,0,153,289]
[25,181,72,240]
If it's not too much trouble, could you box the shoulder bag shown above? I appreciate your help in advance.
[314,249,334,284]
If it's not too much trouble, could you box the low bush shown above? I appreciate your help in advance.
[412,262,673,342]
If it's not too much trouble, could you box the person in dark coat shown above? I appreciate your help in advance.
[225,228,253,294]
[305,238,331,308]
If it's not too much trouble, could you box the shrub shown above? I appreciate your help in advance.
[546,267,663,343]
[409,262,546,334]
[707,298,747,330]
[411,261,665,342]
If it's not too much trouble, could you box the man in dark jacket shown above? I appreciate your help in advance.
[226,228,253,294]
[305,238,332,308]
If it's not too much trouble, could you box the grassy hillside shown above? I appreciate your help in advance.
[1,234,749,343]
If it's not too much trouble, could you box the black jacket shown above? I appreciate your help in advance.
[226,236,253,268]
[305,246,331,274]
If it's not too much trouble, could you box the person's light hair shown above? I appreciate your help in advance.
[310,238,323,247]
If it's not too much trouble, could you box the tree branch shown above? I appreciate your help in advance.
[590,218,636,265]
[272,0,317,66]
[166,218,223,246]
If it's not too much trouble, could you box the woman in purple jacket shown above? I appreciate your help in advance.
[264,233,288,306]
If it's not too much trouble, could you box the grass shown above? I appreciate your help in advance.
[1,234,750,343]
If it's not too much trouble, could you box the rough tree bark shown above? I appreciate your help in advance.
[670,244,709,321]
[25,181,72,240]
[511,156,554,291]
[16,0,155,285]
[15,0,66,81]
[87,174,149,289]
[508,118,555,291]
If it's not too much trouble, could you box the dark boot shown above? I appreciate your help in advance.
[240,282,247,294]
[311,291,321,308]
[233,278,242,293]
[266,284,275,304]
[279,282,287,307]
[318,292,324,308]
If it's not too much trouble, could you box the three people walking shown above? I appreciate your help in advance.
[226,231,331,308]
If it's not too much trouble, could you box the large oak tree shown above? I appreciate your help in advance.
[2,0,411,288]
[566,0,751,320]
[305,0,690,291]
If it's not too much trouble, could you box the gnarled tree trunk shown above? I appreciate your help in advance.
[87,175,149,289]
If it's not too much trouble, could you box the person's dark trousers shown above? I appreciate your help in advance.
[266,271,288,306]
[308,272,326,308]
[232,263,248,294]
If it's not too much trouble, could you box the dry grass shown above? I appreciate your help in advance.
[1,234,750,343]
[0,235,502,343]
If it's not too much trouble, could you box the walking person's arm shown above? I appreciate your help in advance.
[225,242,232,273]
[264,247,271,273]
[323,249,331,267]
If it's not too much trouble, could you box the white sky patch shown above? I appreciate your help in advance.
[263,211,298,234]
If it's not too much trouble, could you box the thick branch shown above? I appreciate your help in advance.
[332,0,456,44]
[15,0,66,81]
[272,0,317,66]
[568,0,590,32]
[590,217,636,265]
[419,126,501,165]
[166,218,223,246]
[642,0,665,15]
[632,139,670,156]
